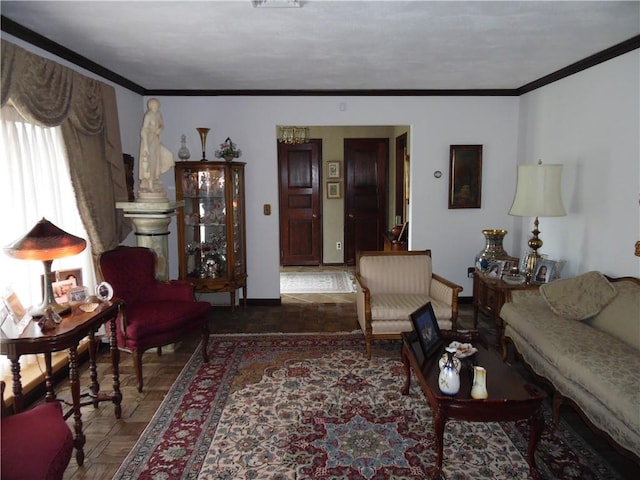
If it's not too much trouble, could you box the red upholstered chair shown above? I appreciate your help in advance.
[1,381,74,480]
[98,246,210,392]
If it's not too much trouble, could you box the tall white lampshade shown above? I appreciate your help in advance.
[509,161,566,281]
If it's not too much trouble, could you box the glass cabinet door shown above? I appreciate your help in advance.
[231,165,245,275]
[182,166,228,280]
[176,160,246,305]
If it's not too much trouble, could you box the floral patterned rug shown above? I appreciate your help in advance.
[280,272,356,293]
[113,334,622,479]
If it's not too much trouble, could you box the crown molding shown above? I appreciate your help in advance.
[145,89,519,97]
[2,15,638,97]
[1,15,145,94]
[518,35,640,95]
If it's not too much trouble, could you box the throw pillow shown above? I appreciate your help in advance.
[540,271,617,321]
[586,280,640,351]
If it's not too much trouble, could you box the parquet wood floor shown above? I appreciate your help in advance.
[27,297,638,479]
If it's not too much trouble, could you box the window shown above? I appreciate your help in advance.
[1,103,96,376]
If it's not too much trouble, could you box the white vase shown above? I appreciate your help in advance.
[470,366,488,399]
[438,348,460,396]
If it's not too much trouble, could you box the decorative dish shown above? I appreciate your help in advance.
[79,302,99,313]
[447,341,478,358]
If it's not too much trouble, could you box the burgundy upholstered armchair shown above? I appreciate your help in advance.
[98,246,210,392]
[1,381,74,480]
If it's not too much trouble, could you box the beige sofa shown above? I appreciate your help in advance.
[500,271,640,460]
[355,250,463,359]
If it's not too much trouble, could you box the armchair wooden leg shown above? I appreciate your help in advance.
[365,337,372,360]
[133,351,144,393]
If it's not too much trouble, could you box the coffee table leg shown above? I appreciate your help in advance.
[430,408,447,480]
[400,344,411,395]
[527,405,544,480]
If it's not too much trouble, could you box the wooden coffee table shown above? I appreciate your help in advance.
[401,330,546,480]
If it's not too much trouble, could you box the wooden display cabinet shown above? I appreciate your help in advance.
[175,161,247,307]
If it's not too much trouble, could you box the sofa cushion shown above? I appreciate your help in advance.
[370,294,451,322]
[586,280,640,351]
[359,254,431,294]
[540,271,617,320]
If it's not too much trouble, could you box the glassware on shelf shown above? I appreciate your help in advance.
[177,134,191,161]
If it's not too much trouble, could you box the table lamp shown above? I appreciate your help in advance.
[509,160,566,283]
[3,218,87,317]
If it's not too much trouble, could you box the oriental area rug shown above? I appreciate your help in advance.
[280,272,356,294]
[114,334,623,480]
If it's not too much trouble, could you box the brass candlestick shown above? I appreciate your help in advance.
[196,128,210,161]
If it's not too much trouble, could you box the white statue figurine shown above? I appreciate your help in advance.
[137,98,174,201]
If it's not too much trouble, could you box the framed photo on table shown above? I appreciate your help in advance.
[533,260,556,284]
[57,268,83,287]
[410,302,443,359]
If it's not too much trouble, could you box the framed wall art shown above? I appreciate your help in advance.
[327,161,341,179]
[327,181,341,199]
[448,145,483,209]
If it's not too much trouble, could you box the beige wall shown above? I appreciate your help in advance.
[308,125,409,264]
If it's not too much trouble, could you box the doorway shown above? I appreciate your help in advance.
[344,138,389,265]
[278,140,322,266]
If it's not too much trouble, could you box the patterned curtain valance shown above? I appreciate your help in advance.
[0,40,130,256]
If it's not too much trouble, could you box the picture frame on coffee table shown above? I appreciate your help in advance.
[410,302,443,360]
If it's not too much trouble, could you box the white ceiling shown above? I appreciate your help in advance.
[2,1,639,91]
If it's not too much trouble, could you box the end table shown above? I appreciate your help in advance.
[472,269,539,344]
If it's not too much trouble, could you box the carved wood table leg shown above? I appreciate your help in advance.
[68,344,85,466]
[88,332,100,408]
[9,358,23,413]
[109,312,122,419]
[430,408,447,480]
[527,405,544,480]
[43,351,57,402]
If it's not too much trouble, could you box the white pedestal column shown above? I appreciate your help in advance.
[116,201,184,281]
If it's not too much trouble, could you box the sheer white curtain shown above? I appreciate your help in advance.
[0,103,96,315]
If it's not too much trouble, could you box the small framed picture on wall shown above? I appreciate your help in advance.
[327,181,341,199]
[327,161,341,179]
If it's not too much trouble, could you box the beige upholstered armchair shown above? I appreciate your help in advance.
[355,250,463,359]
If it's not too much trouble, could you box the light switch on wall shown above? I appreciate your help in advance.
[263,204,271,215]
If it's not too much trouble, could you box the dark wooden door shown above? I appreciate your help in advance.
[395,132,408,223]
[344,138,388,265]
[278,140,322,265]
